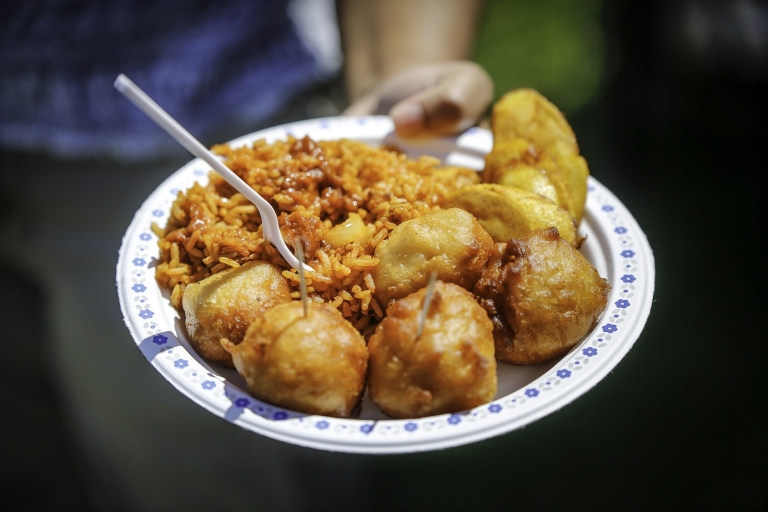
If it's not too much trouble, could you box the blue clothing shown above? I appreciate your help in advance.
[0,0,338,160]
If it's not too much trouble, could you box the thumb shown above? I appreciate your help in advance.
[390,62,493,137]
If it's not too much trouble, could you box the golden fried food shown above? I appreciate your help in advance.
[484,89,591,223]
[483,138,589,223]
[368,281,497,419]
[547,140,589,223]
[182,260,292,367]
[222,301,368,418]
[442,183,579,246]
[474,228,610,365]
[483,138,559,205]
[491,88,578,153]
[372,208,493,306]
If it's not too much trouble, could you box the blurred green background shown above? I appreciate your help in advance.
[474,0,606,114]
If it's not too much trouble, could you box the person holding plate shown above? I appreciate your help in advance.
[0,0,491,509]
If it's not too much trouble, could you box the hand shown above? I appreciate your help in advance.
[343,61,494,138]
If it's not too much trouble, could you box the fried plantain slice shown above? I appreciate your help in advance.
[491,89,579,153]
[182,260,292,367]
[486,89,590,223]
[442,183,579,246]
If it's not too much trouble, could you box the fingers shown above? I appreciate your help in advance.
[342,61,494,138]
[391,62,494,137]
[342,67,436,116]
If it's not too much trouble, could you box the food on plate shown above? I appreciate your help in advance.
[154,136,472,335]
[473,228,610,365]
[324,211,366,249]
[442,183,579,246]
[150,87,611,419]
[371,207,493,306]
[368,281,497,419]
[481,88,590,224]
[483,138,589,223]
[483,138,559,205]
[490,88,578,154]
[221,301,368,418]
[181,260,292,367]
[545,140,590,223]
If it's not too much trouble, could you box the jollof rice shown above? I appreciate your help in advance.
[153,135,478,337]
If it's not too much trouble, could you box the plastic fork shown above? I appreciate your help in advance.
[114,74,310,271]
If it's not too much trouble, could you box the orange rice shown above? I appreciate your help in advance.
[154,135,478,337]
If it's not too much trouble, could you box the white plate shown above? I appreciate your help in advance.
[117,116,654,454]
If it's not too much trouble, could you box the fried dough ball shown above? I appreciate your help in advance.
[442,183,579,246]
[474,228,610,365]
[182,260,292,367]
[372,208,493,306]
[491,88,579,153]
[222,301,368,418]
[368,281,497,419]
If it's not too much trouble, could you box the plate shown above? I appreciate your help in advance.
[116,116,654,453]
